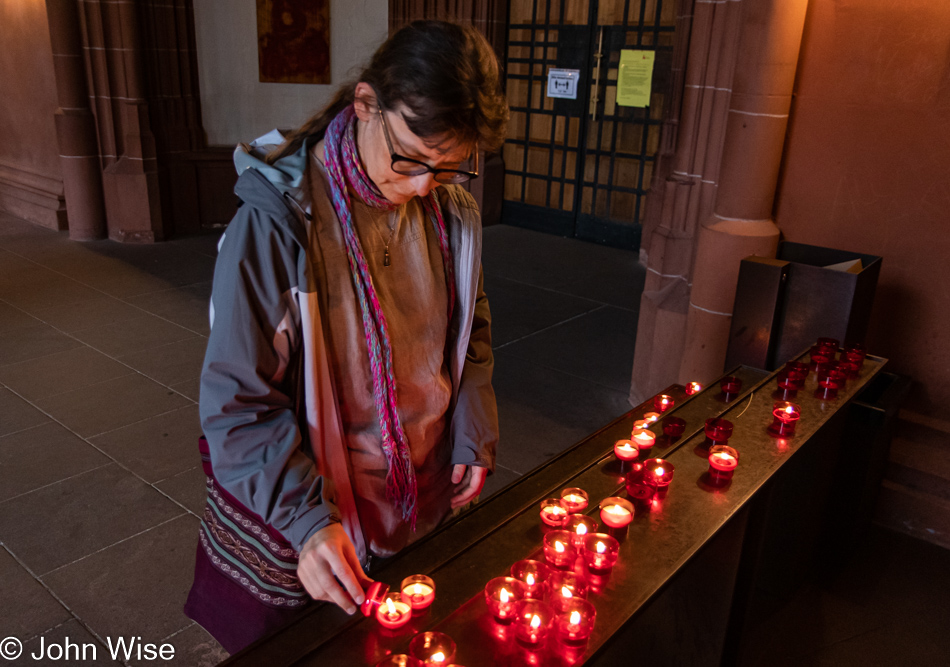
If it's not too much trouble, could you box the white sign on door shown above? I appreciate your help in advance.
[547,68,580,100]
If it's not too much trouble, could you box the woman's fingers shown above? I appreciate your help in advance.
[451,465,487,508]
[298,523,372,615]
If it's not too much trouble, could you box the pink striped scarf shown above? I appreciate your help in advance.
[322,104,456,528]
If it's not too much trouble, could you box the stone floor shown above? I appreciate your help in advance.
[2,212,949,666]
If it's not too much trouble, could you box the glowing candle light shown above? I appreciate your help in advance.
[599,497,634,528]
[565,514,597,548]
[543,530,576,569]
[632,428,656,452]
[559,487,589,513]
[582,533,620,573]
[653,394,674,412]
[685,381,703,395]
[400,575,435,611]
[513,600,554,647]
[768,401,801,437]
[548,571,588,612]
[555,599,596,645]
[707,445,739,484]
[642,412,661,424]
[539,498,569,527]
[614,439,640,462]
[408,632,457,665]
[484,577,526,623]
[642,458,675,489]
[376,595,412,630]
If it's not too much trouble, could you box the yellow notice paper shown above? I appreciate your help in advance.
[617,50,655,107]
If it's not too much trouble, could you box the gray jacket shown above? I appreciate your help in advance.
[199,134,498,561]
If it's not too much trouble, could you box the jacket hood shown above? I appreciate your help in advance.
[233,130,312,219]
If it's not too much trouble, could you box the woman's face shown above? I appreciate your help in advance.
[353,83,473,205]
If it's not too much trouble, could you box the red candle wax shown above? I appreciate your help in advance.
[512,599,555,647]
[408,631,457,665]
[547,570,589,612]
[599,497,634,528]
[768,401,801,437]
[625,464,657,501]
[708,445,739,482]
[685,381,703,395]
[376,595,412,630]
[566,514,598,549]
[614,439,640,462]
[631,428,656,452]
[642,458,675,488]
[555,599,596,646]
[539,499,569,527]
[542,530,576,569]
[400,575,435,610]
[559,487,589,513]
[511,559,549,599]
[642,411,661,424]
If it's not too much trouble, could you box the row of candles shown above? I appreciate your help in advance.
[373,338,866,665]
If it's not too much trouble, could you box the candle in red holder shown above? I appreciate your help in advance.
[408,631,457,665]
[539,498,569,527]
[547,570,589,612]
[599,497,634,528]
[376,593,412,630]
[642,458,675,489]
[375,656,424,667]
[625,464,657,502]
[582,533,620,573]
[555,599,596,646]
[810,347,831,372]
[511,559,549,599]
[842,343,866,369]
[836,359,859,379]
[565,514,598,548]
[484,577,527,623]
[720,376,742,395]
[662,416,686,438]
[653,394,674,412]
[559,487,589,513]
[642,411,661,424]
[543,530,576,569]
[816,369,845,400]
[784,361,808,389]
[400,575,435,611]
[614,439,640,462]
[704,417,734,445]
[708,445,739,482]
[768,401,801,437]
[816,337,840,354]
[685,381,703,395]
[776,372,798,399]
[632,428,656,452]
[360,581,391,618]
[512,599,555,648]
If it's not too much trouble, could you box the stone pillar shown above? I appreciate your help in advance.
[45,0,106,240]
[678,0,808,383]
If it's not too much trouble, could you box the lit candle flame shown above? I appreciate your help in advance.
[561,586,573,599]
[530,614,541,629]
[555,541,565,553]
[385,598,397,614]
[604,504,628,516]
[576,523,588,535]
[431,651,445,663]
[499,588,510,603]
[596,541,606,553]
[785,405,795,415]
[526,573,535,585]
[690,382,702,393]
[570,611,582,624]
[656,467,665,476]
[564,494,584,504]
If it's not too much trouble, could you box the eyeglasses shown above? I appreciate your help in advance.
[376,106,478,184]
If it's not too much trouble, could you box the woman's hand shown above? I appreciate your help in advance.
[297,523,375,614]
[450,464,487,509]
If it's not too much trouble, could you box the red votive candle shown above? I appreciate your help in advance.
[566,514,598,548]
[512,599,555,647]
[768,401,801,437]
[543,530,577,569]
[653,394,674,412]
[810,347,831,372]
[547,570,588,612]
[708,445,739,482]
[599,497,634,528]
[614,439,640,462]
[632,428,656,453]
[376,593,412,630]
[400,575,435,611]
[836,359,859,379]
[408,631,456,665]
[642,458,675,489]
[685,381,703,395]
[559,487,589,513]
[816,369,845,400]
[375,656,424,667]
[720,376,742,395]
[784,361,809,389]
[816,337,840,354]
[555,598,596,646]
[582,533,620,573]
[484,577,527,623]
[642,411,662,425]
[511,559,549,599]
[625,464,657,502]
[843,343,867,369]
[704,417,734,445]
[663,416,686,438]
[540,498,569,527]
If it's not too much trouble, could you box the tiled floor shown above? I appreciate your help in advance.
[0,214,640,666]
[2,212,948,667]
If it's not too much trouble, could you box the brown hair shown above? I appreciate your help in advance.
[266,20,509,164]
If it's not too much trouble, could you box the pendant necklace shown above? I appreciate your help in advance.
[383,211,397,267]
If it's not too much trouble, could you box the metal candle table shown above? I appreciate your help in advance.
[222,355,886,667]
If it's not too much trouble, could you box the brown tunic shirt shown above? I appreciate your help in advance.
[308,155,454,557]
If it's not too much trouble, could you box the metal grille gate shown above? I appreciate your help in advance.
[502,0,676,249]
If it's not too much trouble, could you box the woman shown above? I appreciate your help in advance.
[184,21,508,653]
